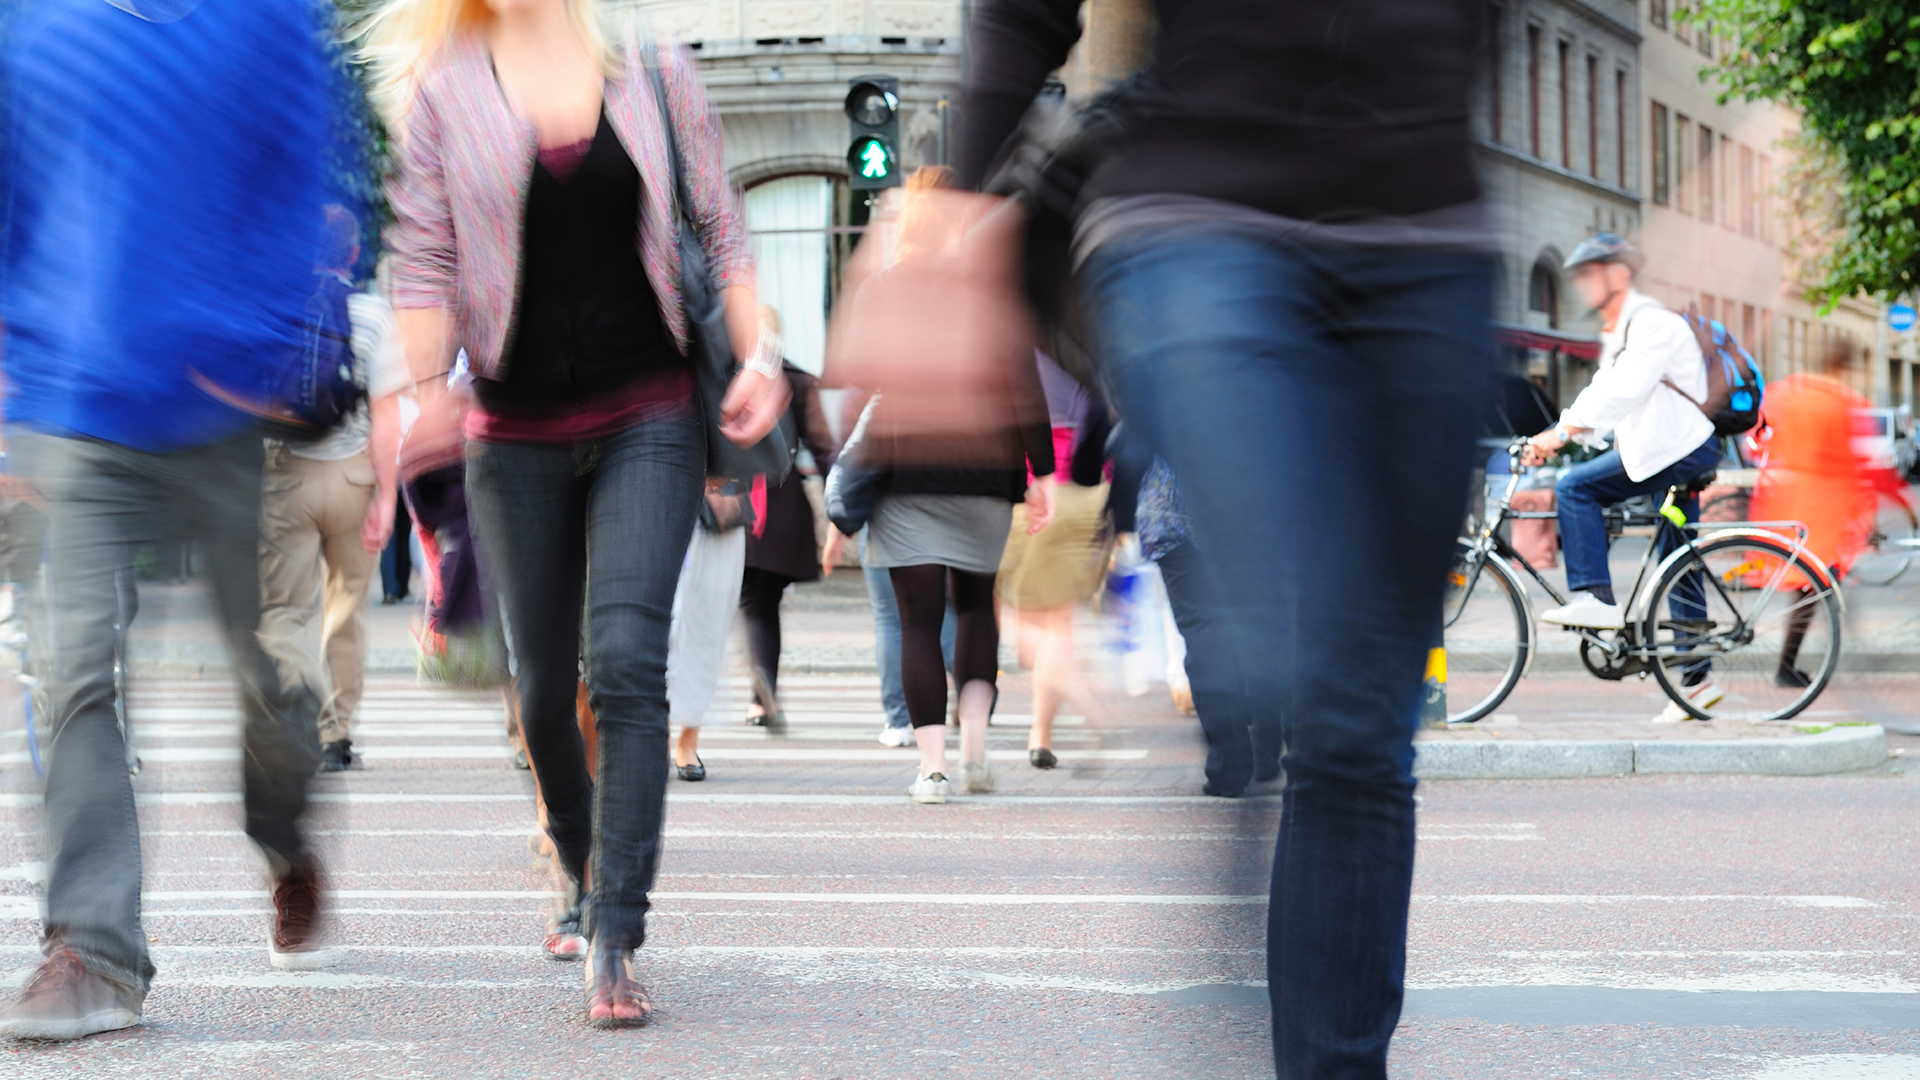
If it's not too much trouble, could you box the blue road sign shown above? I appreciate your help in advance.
[1891,304,1918,332]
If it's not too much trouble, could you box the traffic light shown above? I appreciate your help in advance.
[845,77,900,190]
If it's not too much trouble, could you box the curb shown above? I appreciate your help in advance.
[1414,725,1888,780]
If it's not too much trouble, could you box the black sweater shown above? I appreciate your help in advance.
[956,0,1483,223]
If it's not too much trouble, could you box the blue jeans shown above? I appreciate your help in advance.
[1085,228,1493,1079]
[465,415,703,948]
[1156,541,1282,794]
[861,531,953,729]
[1554,440,1721,595]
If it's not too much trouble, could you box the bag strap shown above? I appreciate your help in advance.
[1659,309,1711,414]
[638,40,698,241]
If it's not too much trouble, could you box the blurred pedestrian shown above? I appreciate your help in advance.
[258,210,409,773]
[371,0,783,1027]
[0,0,354,1039]
[379,492,415,602]
[996,353,1107,768]
[738,307,841,726]
[1751,339,1872,682]
[827,166,1057,803]
[960,1,1493,1072]
[671,485,752,779]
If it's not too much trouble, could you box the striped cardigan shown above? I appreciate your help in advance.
[384,34,751,381]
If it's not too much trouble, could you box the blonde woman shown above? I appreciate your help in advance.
[368,0,783,1026]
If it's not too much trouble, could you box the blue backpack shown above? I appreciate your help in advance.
[1662,309,1764,436]
[266,273,365,439]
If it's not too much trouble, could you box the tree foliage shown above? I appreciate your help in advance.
[1692,0,1920,305]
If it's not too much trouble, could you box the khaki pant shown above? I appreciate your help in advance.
[259,446,378,745]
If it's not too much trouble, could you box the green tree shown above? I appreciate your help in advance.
[1692,0,1920,305]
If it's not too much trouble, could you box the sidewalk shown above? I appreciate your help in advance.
[111,567,1909,781]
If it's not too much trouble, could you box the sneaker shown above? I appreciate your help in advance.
[1541,593,1625,629]
[1652,680,1725,723]
[955,760,995,794]
[0,951,143,1041]
[877,724,914,748]
[908,772,950,804]
[269,860,337,970]
[318,739,361,772]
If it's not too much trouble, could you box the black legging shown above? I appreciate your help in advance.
[738,567,792,696]
[889,564,999,728]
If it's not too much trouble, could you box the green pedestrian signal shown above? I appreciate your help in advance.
[850,136,894,183]
[845,77,901,190]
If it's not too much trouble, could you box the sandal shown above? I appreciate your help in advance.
[544,896,587,960]
[585,938,651,1027]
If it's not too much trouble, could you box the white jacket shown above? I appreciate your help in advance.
[1560,291,1716,482]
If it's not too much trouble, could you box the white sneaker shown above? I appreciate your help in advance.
[877,725,914,748]
[1652,680,1724,723]
[908,772,950,804]
[1541,593,1625,629]
[955,760,996,794]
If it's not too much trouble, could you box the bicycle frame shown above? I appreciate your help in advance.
[1456,442,1825,670]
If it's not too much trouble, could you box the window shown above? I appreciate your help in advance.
[1616,70,1628,188]
[1650,0,1668,29]
[1650,102,1670,205]
[1674,0,1691,44]
[1674,115,1693,213]
[1488,7,1504,143]
[1700,295,1716,322]
[745,176,835,374]
[1760,308,1774,375]
[1586,54,1599,178]
[1739,144,1755,236]
[1720,134,1734,228]
[1527,25,1542,158]
[1742,304,1757,355]
[1528,261,1560,329]
[1697,18,1713,57]
[1758,153,1773,243]
[1558,40,1571,168]
[1698,125,1715,222]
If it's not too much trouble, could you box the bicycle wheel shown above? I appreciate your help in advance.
[1442,538,1532,723]
[1646,533,1841,722]
[1847,493,1917,586]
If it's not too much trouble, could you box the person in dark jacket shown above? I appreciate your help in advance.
[739,308,842,725]
[959,2,1495,1075]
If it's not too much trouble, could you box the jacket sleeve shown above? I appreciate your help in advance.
[789,367,840,472]
[383,86,459,310]
[661,44,752,291]
[1561,310,1703,440]
[954,0,1086,189]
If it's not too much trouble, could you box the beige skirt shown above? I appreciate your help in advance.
[996,481,1110,610]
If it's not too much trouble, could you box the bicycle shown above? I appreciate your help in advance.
[1442,438,1843,724]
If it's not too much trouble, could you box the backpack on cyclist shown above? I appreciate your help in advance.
[1662,306,1764,436]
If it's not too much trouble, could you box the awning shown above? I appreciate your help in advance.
[1492,321,1602,360]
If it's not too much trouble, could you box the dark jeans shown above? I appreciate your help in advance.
[1554,440,1721,595]
[465,415,702,948]
[738,566,792,697]
[1085,229,1493,1079]
[1157,541,1281,794]
[23,428,320,993]
[379,490,412,600]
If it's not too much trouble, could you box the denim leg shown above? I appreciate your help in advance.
[1553,449,1640,594]
[1156,542,1253,794]
[1088,230,1493,1080]
[862,532,910,730]
[466,439,592,887]
[581,417,703,947]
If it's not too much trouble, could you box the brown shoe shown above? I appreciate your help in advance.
[269,860,337,970]
[585,940,651,1027]
[0,950,143,1041]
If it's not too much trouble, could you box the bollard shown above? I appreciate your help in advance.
[1420,647,1449,729]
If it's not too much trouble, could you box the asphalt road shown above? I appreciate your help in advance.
[1,668,1916,1079]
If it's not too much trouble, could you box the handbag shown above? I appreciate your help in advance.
[699,480,757,532]
[823,393,890,536]
[640,43,796,484]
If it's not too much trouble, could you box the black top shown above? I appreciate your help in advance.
[956,0,1482,222]
[478,111,683,415]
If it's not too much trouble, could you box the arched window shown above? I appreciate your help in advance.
[1528,261,1560,329]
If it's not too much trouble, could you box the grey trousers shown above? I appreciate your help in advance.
[26,428,320,992]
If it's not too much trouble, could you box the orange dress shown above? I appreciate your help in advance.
[1749,374,1872,576]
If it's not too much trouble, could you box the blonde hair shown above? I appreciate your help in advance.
[355,0,619,128]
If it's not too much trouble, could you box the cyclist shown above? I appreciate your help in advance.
[1522,233,1723,719]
